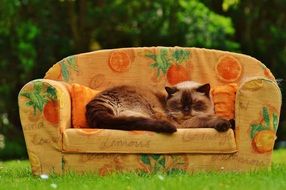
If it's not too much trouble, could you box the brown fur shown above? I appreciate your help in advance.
[86,81,231,133]
[86,85,176,133]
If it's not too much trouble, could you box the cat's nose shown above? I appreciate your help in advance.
[183,106,190,112]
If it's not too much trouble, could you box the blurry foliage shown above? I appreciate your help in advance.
[0,0,285,159]
[0,134,4,150]
[222,0,239,11]
[90,0,238,50]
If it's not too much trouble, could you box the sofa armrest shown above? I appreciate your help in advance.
[18,79,71,175]
[235,77,281,162]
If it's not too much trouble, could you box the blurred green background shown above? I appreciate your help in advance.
[0,0,285,160]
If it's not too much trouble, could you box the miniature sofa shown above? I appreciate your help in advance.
[18,47,281,175]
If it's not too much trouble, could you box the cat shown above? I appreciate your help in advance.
[85,81,232,133]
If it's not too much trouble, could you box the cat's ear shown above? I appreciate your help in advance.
[165,87,178,97]
[196,83,211,97]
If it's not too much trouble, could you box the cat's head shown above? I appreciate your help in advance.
[165,81,214,121]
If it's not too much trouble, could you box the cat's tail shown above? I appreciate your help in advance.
[86,104,177,133]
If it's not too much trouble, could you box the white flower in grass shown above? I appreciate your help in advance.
[40,174,49,179]
[50,183,58,189]
[157,174,165,181]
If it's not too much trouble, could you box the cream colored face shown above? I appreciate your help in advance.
[165,81,214,121]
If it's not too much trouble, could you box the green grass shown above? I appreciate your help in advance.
[1,150,286,190]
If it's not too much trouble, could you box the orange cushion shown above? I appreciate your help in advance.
[211,83,237,120]
[70,83,100,128]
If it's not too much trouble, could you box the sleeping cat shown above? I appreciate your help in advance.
[85,81,231,133]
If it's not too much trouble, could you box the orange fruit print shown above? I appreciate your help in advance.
[43,100,59,124]
[109,51,131,73]
[145,48,191,85]
[216,55,242,82]
[167,64,189,85]
[250,106,278,153]
[252,130,276,153]
[21,82,60,125]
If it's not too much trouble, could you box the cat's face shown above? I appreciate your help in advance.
[165,81,214,122]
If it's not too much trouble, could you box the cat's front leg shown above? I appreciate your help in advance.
[181,115,231,132]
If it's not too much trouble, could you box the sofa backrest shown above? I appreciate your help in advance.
[44,47,275,90]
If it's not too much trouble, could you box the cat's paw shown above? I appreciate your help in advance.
[157,120,177,133]
[214,118,231,132]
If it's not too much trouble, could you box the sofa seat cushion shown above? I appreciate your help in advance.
[63,128,237,154]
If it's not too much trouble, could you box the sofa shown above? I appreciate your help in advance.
[18,47,281,175]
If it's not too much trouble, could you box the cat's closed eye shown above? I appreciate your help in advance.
[169,100,182,110]
[192,101,206,111]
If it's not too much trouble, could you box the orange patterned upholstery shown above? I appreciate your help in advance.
[18,47,281,175]
[63,128,237,154]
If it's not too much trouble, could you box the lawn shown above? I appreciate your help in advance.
[0,150,286,190]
